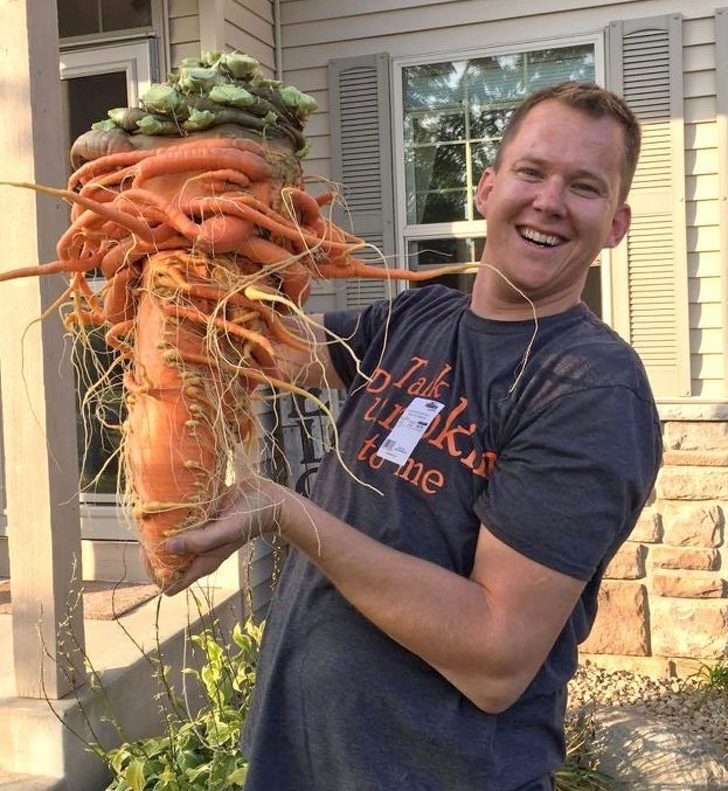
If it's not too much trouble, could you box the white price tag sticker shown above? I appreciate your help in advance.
[376,398,445,465]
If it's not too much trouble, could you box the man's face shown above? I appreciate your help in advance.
[473,100,631,318]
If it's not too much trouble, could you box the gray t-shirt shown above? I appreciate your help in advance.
[242,285,662,791]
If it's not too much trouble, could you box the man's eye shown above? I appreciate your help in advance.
[573,182,599,196]
[519,167,541,179]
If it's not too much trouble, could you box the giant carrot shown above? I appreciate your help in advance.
[0,50,475,587]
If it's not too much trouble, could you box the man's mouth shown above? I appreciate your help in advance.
[518,226,563,247]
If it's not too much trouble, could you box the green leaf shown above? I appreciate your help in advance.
[124,758,147,791]
[177,66,221,94]
[140,84,183,115]
[92,119,120,132]
[208,84,255,108]
[228,765,248,785]
[278,85,318,117]
[219,52,260,80]
[182,109,216,131]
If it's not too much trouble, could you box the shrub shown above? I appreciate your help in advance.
[102,618,263,791]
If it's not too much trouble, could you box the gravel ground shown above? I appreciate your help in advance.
[566,662,728,760]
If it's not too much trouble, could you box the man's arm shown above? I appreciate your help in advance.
[163,478,585,714]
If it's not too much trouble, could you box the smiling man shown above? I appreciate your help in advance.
[473,85,636,319]
[157,82,662,791]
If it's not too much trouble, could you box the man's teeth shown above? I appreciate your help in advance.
[521,228,560,247]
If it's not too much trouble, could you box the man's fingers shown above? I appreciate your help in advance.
[164,520,235,557]
[163,553,227,596]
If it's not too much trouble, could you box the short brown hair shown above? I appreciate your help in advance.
[493,81,641,202]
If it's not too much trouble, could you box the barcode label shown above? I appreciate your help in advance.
[376,398,445,465]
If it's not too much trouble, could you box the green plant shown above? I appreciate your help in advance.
[688,657,728,709]
[102,617,263,791]
[556,706,618,791]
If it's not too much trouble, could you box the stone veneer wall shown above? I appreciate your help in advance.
[581,421,728,676]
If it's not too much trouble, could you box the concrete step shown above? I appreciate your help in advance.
[0,773,66,790]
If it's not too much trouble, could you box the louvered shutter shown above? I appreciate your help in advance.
[609,14,690,397]
[328,53,396,309]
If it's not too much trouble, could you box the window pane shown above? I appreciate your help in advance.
[73,327,124,496]
[468,54,526,106]
[406,143,468,223]
[58,0,100,37]
[526,47,596,92]
[408,237,484,267]
[62,68,130,494]
[102,0,152,31]
[403,62,465,111]
[407,109,467,146]
[409,237,484,293]
[58,0,152,38]
[581,265,602,319]
[62,71,129,151]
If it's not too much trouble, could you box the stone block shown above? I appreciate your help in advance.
[581,581,649,656]
[650,599,728,659]
[630,509,662,543]
[650,546,720,570]
[658,467,728,500]
[663,421,728,451]
[662,449,728,466]
[605,543,646,579]
[651,573,726,598]
[662,502,724,547]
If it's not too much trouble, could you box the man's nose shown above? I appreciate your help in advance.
[532,178,566,215]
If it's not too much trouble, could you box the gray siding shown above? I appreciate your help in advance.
[684,15,723,397]
[168,0,201,64]
[224,0,276,75]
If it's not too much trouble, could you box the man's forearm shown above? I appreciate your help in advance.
[270,481,542,713]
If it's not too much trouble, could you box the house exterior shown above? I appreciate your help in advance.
[1,0,727,712]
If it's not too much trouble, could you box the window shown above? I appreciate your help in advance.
[395,40,601,305]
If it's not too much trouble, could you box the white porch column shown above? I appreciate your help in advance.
[0,0,85,698]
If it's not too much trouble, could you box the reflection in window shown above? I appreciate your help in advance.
[402,46,596,227]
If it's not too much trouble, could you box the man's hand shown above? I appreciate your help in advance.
[159,478,284,595]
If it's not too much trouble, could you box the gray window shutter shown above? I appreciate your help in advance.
[609,14,690,397]
[328,53,396,309]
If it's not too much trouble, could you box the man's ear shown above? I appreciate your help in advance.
[475,168,495,218]
[605,203,632,249]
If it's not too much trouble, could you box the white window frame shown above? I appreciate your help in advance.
[59,37,157,106]
[391,33,612,313]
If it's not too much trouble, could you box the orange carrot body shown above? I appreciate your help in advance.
[124,281,228,582]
